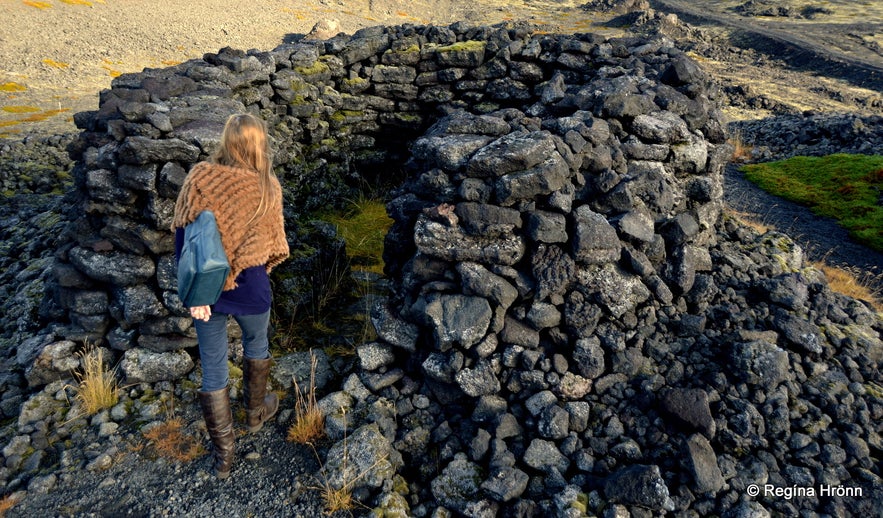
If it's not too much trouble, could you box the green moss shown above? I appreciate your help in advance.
[295,61,330,77]
[570,493,589,515]
[342,77,369,87]
[386,44,420,56]
[391,474,409,494]
[317,198,391,275]
[864,381,883,399]
[138,388,157,403]
[395,113,422,123]
[330,109,365,123]
[228,361,242,380]
[473,102,501,114]
[289,95,309,106]
[436,40,486,53]
[288,244,318,260]
[289,77,311,92]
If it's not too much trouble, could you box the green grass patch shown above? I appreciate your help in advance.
[317,197,392,275]
[270,197,390,355]
[741,154,883,251]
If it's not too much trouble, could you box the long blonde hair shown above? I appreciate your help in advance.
[212,113,277,223]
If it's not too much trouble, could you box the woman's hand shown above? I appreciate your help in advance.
[190,305,212,322]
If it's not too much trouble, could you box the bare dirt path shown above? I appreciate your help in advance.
[650,0,883,90]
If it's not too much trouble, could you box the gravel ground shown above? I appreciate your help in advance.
[3,402,338,518]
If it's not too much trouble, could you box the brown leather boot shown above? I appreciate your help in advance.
[242,357,279,433]
[198,387,234,479]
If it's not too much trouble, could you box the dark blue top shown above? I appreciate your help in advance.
[175,228,271,315]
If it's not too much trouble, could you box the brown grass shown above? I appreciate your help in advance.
[726,210,772,234]
[728,128,753,163]
[142,418,205,463]
[0,493,19,517]
[72,346,119,416]
[727,210,883,311]
[322,481,355,514]
[813,262,883,312]
[287,351,325,444]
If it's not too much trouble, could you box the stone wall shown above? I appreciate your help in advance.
[50,22,724,386]
[14,19,883,517]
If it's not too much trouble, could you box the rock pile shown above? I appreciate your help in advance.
[0,17,880,518]
[732,113,883,162]
[0,133,74,196]
[37,20,729,395]
[316,26,879,518]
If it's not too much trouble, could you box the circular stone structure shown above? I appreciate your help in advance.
[35,20,881,518]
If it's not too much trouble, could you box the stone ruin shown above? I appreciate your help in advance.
[18,20,882,517]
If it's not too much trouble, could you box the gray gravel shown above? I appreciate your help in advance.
[3,398,351,518]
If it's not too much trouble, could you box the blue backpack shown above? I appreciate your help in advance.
[176,211,230,307]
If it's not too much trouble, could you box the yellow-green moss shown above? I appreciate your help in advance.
[289,78,312,93]
[330,109,365,123]
[436,40,486,53]
[393,113,422,123]
[570,492,589,514]
[864,382,883,399]
[342,77,369,87]
[385,44,421,56]
[295,61,330,77]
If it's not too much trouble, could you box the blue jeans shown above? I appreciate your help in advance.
[192,310,271,391]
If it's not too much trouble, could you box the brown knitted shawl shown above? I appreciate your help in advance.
[171,162,289,291]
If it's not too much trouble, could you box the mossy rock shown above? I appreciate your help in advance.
[294,61,331,81]
[436,40,487,53]
[340,77,370,94]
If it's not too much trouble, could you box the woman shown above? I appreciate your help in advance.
[172,113,290,479]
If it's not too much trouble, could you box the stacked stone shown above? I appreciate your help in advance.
[45,22,718,387]
[732,113,883,162]
[315,30,881,518]
[346,37,733,512]
[0,134,74,195]
[42,23,542,386]
[13,18,879,517]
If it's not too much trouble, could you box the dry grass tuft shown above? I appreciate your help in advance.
[728,128,753,163]
[813,262,883,312]
[72,346,119,416]
[142,418,205,463]
[287,351,325,445]
[728,209,883,310]
[311,408,388,516]
[322,481,355,515]
[0,493,20,517]
[727,210,771,235]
